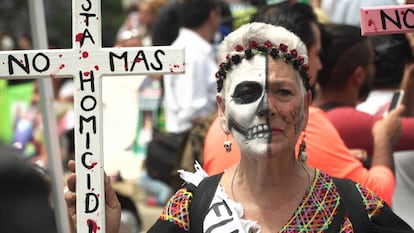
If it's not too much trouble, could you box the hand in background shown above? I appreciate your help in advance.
[375,105,405,147]
[349,149,368,163]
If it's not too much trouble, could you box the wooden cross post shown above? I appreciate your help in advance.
[0,0,185,232]
[360,4,414,35]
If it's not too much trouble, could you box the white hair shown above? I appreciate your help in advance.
[217,22,309,96]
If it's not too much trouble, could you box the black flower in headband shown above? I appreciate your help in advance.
[215,40,311,92]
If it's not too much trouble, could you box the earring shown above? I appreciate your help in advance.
[298,135,307,163]
[224,134,232,153]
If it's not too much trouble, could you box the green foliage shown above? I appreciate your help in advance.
[101,0,125,47]
[0,0,126,49]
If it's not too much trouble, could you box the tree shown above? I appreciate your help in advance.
[0,0,125,49]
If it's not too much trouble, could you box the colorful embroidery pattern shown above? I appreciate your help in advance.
[340,218,354,232]
[155,171,387,232]
[279,171,385,232]
[356,183,384,218]
[281,170,341,232]
[160,188,193,231]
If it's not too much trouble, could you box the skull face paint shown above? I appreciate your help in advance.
[224,55,305,157]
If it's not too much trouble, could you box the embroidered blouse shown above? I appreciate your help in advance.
[148,166,413,233]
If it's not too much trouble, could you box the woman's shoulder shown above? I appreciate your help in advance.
[318,170,384,216]
[353,183,385,216]
[154,186,194,231]
[153,163,222,232]
[161,161,214,210]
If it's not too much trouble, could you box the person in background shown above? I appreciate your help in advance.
[134,0,187,208]
[319,0,399,26]
[17,33,32,50]
[150,0,182,47]
[144,0,232,181]
[0,143,57,233]
[315,23,414,158]
[137,0,168,46]
[150,0,222,192]
[116,3,141,46]
[357,33,414,116]
[138,0,221,206]
[357,32,414,228]
[203,2,404,206]
[162,0,221,138]
[66,22,414,233]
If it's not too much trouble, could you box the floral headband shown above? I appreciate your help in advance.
[215,40,311,92]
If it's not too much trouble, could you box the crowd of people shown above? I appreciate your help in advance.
[2,0,414,232]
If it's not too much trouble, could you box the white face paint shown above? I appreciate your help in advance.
[224,56,270,157]
[224,55,306,158]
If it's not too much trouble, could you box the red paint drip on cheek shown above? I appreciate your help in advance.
[87,162,98,169]
[86,219,100,233]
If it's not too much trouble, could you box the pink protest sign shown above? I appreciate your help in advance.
[0,0,185,232]
[360,5,414,35]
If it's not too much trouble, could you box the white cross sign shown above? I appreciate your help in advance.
[0,0,185,232]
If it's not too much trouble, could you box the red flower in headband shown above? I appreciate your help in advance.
[249,40,259,49]
[215,40,311,92]
[264,40,273,49]
[279,43,288,52]
[291,49,298,58]
[297,56,305,64]
[235,44,244,52]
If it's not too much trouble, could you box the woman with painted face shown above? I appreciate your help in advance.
[203,1,404,208]
[65,22,413,233]
[147,22,412,232]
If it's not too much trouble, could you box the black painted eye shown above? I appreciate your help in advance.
[231,81,262,104]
